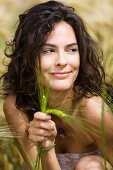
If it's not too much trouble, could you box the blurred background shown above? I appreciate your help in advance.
[0,0,113,169]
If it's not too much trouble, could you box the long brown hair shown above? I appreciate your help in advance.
[0,0,105,119]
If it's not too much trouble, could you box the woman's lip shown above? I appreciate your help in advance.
[52,72,71,78]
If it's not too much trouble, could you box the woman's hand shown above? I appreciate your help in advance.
[28,112,57,148]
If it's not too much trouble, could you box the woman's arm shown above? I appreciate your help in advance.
[3,95,37,169]
[41,147,61,170]
[80,96,113,167]
[3,94,61,170]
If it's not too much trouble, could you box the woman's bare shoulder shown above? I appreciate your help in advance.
[79,96,102,107]
[77,96,102,118]
[4,94,16,111]
[78,95,112,121]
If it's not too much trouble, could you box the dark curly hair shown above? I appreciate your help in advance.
[0,0,105,119]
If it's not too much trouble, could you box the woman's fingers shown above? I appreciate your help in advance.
[29,134,48,142]
[34,112,51,121]
[28,127,51,137]
[28,125,57,143]
[28,112,57,145]
[29,120,54,130]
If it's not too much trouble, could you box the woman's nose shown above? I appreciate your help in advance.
[55,51,67,66]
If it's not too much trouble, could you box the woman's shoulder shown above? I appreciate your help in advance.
[4,94,20,116]
[79,95,102,107]
[4,94,28,116]
[3,94,17,118]
[77,96,103,118]
[78,95,112,121]
[4,94,16,109]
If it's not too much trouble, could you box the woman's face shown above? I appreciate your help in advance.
[40,21,80,92]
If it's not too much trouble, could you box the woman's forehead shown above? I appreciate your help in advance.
[45,21,77,44]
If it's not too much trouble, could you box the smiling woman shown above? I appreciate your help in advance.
[0,1,113,170]
[40,21,80,91]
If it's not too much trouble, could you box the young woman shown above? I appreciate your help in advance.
[1,1,113,169]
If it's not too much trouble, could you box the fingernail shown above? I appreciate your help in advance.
[46,115,51,119]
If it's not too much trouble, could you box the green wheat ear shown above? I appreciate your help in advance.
[41,95,47,113]
[45,109,67,118]
[34,94,68,170]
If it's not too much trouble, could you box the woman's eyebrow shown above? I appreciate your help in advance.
[66,43,78,48]
[43,43,78,47]
[43,43,56,47]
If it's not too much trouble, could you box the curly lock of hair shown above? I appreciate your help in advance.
[0,0,105,119]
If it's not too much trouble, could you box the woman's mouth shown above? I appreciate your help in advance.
[52,71,71,78]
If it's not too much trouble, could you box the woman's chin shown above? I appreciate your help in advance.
[43,79,75,92]
[49,84,72,92]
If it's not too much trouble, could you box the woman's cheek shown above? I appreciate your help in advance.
[41,57,52,71]
[70,56,80,69]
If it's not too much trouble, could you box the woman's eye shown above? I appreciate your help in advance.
[43,49,54,53]
[68,48,77,52]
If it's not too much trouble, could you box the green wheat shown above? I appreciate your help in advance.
[34,93,68,170]
[101,85,108,170]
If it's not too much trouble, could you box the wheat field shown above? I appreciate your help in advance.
[0,0,113,169]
